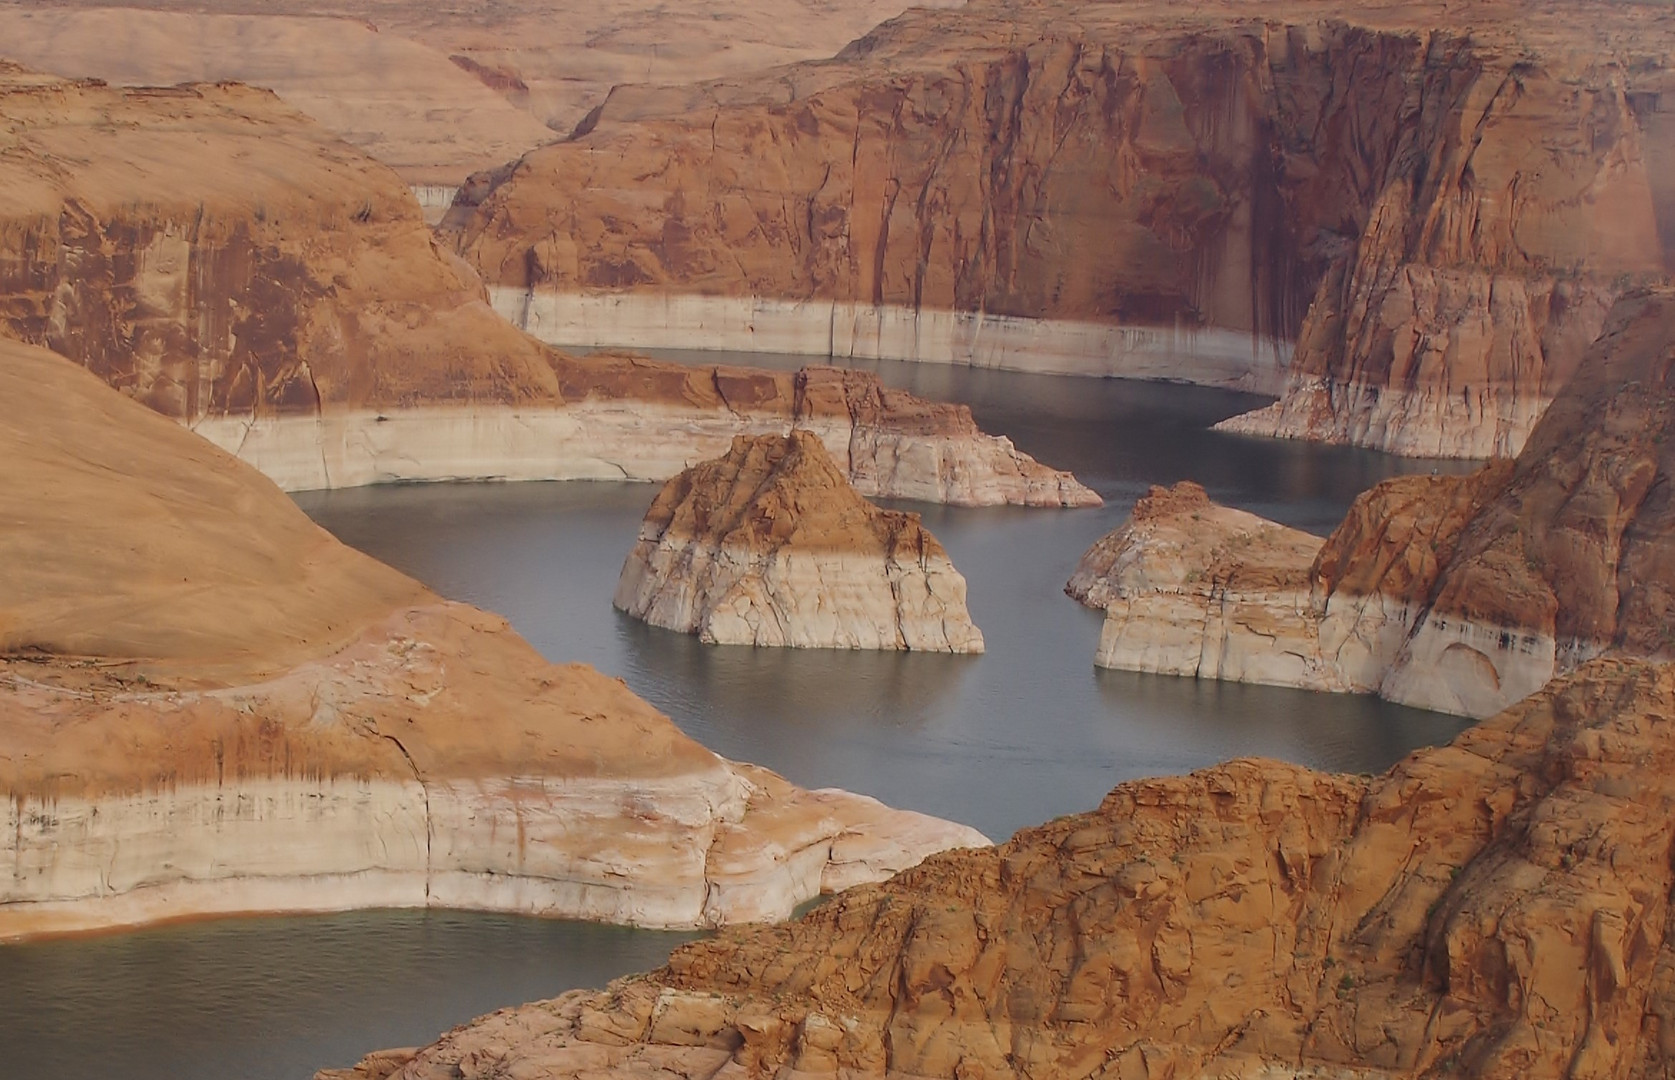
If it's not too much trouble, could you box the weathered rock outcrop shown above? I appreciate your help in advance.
[1073,286,1675,717]
[322,654,1675,1080]
[449,0,1674,450]
[1066,481,1329,685]
[0,336,988,940]
[0,64,1094,507]
[616,432,984,652]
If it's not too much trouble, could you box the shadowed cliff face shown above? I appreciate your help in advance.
[321,655,1675,1080]
[451,0,1674,452]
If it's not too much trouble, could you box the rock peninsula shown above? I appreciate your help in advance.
[0,63,1094,508]
[323,654,1675,1080]
[615,431,984,652]
[0,336,988,940]
[447,0,1675,456]
[1072,286,1675,718]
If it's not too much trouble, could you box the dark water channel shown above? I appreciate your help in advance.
[2,354,1477,1080]
[298,352,1476,842]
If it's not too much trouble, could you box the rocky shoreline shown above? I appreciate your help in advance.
[0,337,986,942]
[490,289,1292,392]
[1071,286,1675,718]
[322,655,1675,1080]
[0,64,1096,511]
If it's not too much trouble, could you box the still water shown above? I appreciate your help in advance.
[298,353,1476,843]
[2,356,1477,1080]
[0,911,697,1080]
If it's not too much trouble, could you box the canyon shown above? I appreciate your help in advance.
[3,2,1674,1077]
[1071,285,1675,719]
[0,62,1094,507]
[446,0,1675,456]
[615,431,984,652]
[323,654,1675,1080]
[0,335,987,940]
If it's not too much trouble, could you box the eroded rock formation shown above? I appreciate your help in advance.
[1072,286,1675,718]
[1066,480,1328,686]
[0,64,1094,507]
[0,336,988,940]
[321,654,1675,1080]
[448,0,1674,452]
[616,431,984,652]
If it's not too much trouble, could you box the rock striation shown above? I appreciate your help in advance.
[1072,286,1675,718]
[0,336,988,940]
[449,0,1675,451]
[322,654,1675,1080]
[0,64,1095,508]
[615,431,984,652]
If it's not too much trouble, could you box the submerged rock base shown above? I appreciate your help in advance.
[616,431,984,652]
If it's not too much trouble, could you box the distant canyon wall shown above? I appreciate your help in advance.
[451,0,1674,454]
[0,67,1094,506]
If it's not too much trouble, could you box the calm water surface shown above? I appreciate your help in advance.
[4,355,1477,1079]
[297,353,1478,841]
[0,911,696,1080]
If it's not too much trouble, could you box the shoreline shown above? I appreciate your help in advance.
[488,288,1295,394]
[187,403,1099,507]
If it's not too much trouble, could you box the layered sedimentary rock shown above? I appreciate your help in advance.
[0,64,1094,507]
[323,655,1675,1080]
[450,0,1674,450]
[616,432,984,652]
[0,336,988,940]
[1073,286,1675,717]
[1066,481,1328,685]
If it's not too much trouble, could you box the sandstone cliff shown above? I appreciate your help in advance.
[322,654,1675,1080]
[616,431,984,652]
[1072,286,1675,718]
[0,336,989,940]
[0,65,1094,507]
[1066,481,1329,686]
[448,0,1673,452]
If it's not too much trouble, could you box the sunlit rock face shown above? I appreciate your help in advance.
[616,431,985,652]
[450,0,1673,452]
[1070,285,1675,719]
[325,654,1675,1080]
